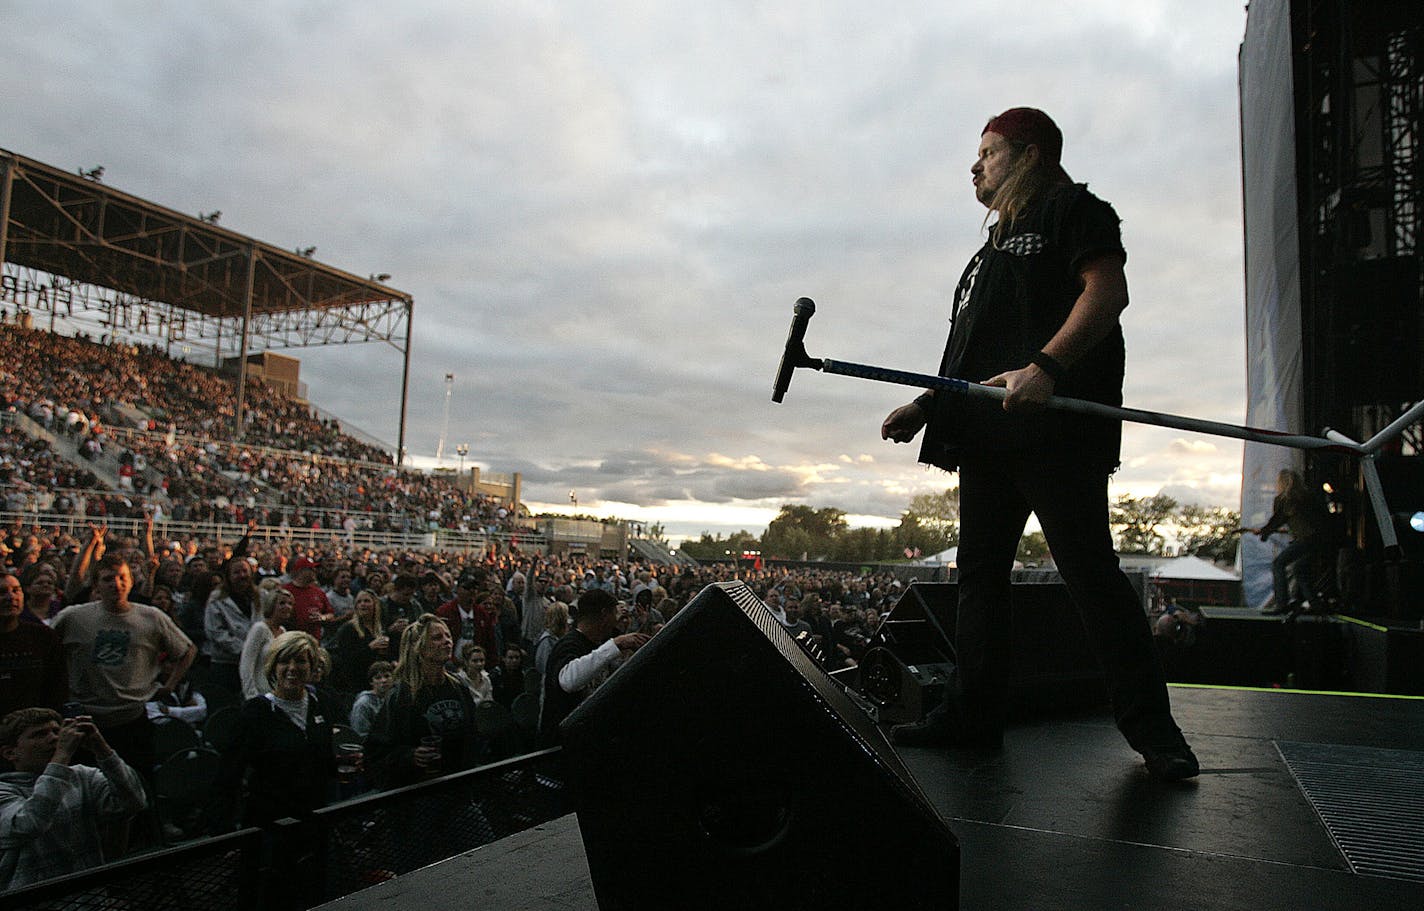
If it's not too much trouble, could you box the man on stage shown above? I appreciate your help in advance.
[881,107,1198,781]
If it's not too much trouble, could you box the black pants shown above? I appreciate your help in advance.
[955,451,1181,750]
[1271,536,1325,608]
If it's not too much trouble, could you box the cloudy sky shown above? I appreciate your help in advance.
[2,1,1250,542]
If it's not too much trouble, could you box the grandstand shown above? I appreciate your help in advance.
[0,149,533,552]
[0,321,532,551]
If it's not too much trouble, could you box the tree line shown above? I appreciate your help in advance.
[676,490,1240,565]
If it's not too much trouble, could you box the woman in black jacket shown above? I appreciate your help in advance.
[328,590,392,695]
[365,614,486,790]
[210,630,336,829]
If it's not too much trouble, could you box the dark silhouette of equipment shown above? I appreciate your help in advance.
[857,580,1110,723]
[561,581,960,910]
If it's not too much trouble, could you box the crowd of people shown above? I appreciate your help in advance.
[0,508,903,893]
[0,322,522,534]
[0,320,931,895]
[0,322,389,464]
[0,424,102,498]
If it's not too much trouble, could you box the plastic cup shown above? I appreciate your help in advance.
[337,743,363,782]
[419,734,442,773]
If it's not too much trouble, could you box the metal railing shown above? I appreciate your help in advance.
[0,509,545,554]
[0,748,566,911]
[301,748,566,906]
[0,826,262,911]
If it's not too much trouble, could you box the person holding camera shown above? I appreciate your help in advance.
[0,708,147,890]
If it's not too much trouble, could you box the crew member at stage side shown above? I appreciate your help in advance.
[881,107,1198,780]
[1244,468,1332,615]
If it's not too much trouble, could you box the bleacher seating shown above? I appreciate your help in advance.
[0,322,520,534]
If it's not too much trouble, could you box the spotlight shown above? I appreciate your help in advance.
[1410,511,1424,534]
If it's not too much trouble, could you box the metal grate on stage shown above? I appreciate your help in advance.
[1277,740,1424,883]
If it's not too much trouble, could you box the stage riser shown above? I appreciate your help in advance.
[882,584,1424,699]
[1158,615,1424,696]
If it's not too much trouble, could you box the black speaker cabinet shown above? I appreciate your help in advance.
[859,646,957,724]
[871,580,1108,718]
[561,581,959,910]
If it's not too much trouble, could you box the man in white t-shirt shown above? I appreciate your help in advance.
[52,555,194,774]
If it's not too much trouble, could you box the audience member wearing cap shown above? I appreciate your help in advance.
[410,571,448,616]
[379,572,420,639]
[283,557,333,641]
[538,590,649,746]
[436,571,501,666]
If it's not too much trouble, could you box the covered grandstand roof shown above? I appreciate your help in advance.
[0,148,417,460]
[0,148,412,348]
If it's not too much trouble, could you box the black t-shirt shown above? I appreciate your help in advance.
[365,677,482,788]
[381,594,420,628]
[920,182,1127,472]
[538,629,599,742]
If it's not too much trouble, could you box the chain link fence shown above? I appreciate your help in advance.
[0,749,566,911]
[0,828,261,911]
[301,748,566,906]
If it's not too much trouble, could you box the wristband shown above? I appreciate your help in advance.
[913,392,935,410]
[1030,351,1068,384]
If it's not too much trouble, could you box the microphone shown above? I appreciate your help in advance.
[771,298,817,403]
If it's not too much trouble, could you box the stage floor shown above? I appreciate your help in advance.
[317,685,1424,910]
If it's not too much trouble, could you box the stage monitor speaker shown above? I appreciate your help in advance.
[561,581,959,911]
[859,646,957,724]
[872,580,1108,718]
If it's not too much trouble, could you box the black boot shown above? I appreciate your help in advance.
[1140,738,1200,781]
[1124,718,1200,781]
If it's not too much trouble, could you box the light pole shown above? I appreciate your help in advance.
[456,443,469,475]
[436,373,454,464]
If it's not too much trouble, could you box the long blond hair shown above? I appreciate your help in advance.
[348,589,385,639]
[984,140,1071,240]
[392,613,456,697]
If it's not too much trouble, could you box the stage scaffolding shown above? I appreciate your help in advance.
[1295,0,1423,444]
[0,149,416,464]
[1241,0,1423,617]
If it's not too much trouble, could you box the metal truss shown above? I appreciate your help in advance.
[0,148,417,460]
[1295,0,1423,437]
[1291,0,1424,577]
[0,151,412,343]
